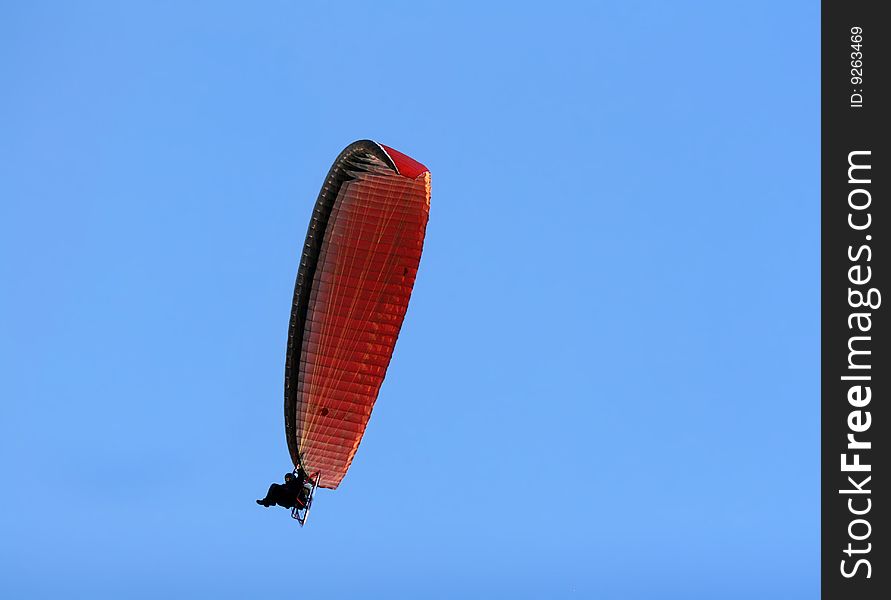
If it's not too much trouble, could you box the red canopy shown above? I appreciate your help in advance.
[284,141,430,489]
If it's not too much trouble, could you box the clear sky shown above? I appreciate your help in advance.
[1,2,818,598]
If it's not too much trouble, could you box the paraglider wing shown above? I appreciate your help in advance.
[284,140,430,489]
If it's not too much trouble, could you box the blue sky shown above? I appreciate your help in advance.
[1,2,818,598]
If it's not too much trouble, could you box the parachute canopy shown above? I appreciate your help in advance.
[284,141,430,489]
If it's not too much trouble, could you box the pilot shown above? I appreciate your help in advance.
[257,469,307,509]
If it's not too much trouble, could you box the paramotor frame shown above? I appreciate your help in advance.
[291,469,320,526]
